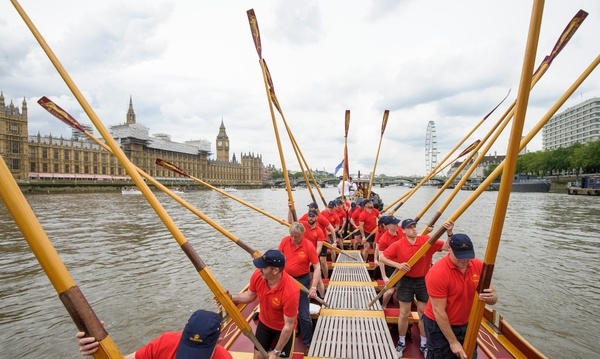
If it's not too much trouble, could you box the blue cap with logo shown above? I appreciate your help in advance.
[253,249,286,268]
[176,309,221,359]
[401,218,417,229]
[449,233,475,259]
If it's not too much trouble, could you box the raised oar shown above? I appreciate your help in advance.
[341,110,351,202]
[372,53,599,308]
[12,4,268,354]
[247,9,297,221]
[370,8,592,309]
[156,159,289,227]
[0,157,122,359]
[464,50,598,359]
[365,110,389,199]
[417,9,589,229]
[382,90,510,214]
[38,98,328,309]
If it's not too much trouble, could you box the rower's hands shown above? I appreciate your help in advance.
[479,288,498,304]
[75,321,104,356]
[308,287,318,299]
[396,262,410,272]
[442,220,454,232]
[450,341,467,359]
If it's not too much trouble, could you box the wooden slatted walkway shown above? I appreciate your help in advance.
[307,251,397,359]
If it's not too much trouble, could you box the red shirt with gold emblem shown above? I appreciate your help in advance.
[278,236,318,277]
[424,255,483,325]
[297,219,326,249]
[249,269,300,330]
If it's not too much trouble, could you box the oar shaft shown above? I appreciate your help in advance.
[0,156,123,359]
[464,1,544,355]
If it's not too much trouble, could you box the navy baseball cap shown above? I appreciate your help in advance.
[253,250,286,268]
[388,217,401,225]
[308,209,318,216]
[401,218,417,229]
[378,216,390,225]
[449,234,475,259]
[175,309,221,359]
[327,201,335,208]
[307,202,319,209]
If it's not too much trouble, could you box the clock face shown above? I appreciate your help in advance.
[217,141,222,146]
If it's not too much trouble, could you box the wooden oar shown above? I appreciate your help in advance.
[341,110,350,202]
[247,9,297,222]
[365,110,389,199]
[369,7,592,309]
[38,98,329,309]
[417,9,589,230]
[156,158,289,227]
[12,3,268,355]
[0,157,122,359]
[464,21,595,357]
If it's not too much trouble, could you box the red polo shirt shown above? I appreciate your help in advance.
[135,332,232,359]
[249,269,299,330]
[278,236,318,277]
[424,255,483,325]
[382,235,444,278]
[297,219,326,249]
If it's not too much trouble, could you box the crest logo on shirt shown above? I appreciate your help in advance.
[472,273,480,284]
[271,297,281,308]
[299,251,307,258]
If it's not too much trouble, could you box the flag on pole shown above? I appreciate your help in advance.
[334,159,344,175]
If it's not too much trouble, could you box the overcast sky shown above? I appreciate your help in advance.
[1,0,599,177]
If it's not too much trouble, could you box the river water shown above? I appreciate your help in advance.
[0,186,598,358]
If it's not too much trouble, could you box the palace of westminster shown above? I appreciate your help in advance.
[0,92,266,186]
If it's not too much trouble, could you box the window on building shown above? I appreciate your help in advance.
[11,159,19,170]
[93,153,98,162]
[65,164,70,173]
[64,151,69,160]
[84,152,89,162]
[30,149,36,158]
[53,149,59,159]
[42,149,48,159]
[42,163,48,172]
[75,152,79,161]
[84,166,89,174]
[75,165,80,173]
[54,164,59,172]
[30,162,36,172]
[10,141,19,154]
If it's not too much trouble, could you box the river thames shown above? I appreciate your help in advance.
[0,186,598,358]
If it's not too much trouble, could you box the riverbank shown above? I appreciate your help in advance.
[17,179,267,194]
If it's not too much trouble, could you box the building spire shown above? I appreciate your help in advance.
[126,95,136,124]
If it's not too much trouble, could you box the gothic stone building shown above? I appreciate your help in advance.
[0,93,263,185]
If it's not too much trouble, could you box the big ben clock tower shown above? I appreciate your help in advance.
[216,119,229,162]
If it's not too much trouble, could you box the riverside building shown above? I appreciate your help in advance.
[543,97,600,150]
[0,93,264,186]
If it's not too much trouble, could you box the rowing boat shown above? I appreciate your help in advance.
[218,247,546,359]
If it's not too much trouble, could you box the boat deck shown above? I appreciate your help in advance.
[307,251,396,359]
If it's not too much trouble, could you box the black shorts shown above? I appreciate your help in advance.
[365,232,375,243]
[395,276,428,303]
[254,319,293,358]
[383,265,395,278]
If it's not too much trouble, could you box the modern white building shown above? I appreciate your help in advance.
[542,97,600,150]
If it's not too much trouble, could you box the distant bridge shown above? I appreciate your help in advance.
[272,176,447,188]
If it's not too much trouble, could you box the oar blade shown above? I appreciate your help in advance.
[381,110,389,136]
[246,9,262,59]
[156,158,190,177]
[37,96,86,132]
